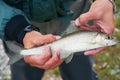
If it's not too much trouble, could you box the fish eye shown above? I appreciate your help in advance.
[105,35,113,40]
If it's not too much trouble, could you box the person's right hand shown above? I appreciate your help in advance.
[23,31,63,69]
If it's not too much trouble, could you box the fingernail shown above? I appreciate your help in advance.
[75,19,81,26]
[55,36,61,39]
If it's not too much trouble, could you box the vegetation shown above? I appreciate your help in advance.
[115,0,120,11]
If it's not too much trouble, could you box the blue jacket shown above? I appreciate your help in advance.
[1,0,91,64]
[0,0,24,38]
[0,0,75,38]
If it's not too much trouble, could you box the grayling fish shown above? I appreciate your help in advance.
[3,22,118,65]
[6,31,118,64]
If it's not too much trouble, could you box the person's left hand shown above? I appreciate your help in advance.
[74,0,114,55]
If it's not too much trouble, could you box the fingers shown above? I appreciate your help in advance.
[33,34,56,46]
[80,25,101,31]
[42,50,63,69]
[84,47,106,55]
[75,12,97,26]
[23,30,57,48]
[24,46,51,65]
[24,46,63,70]
[49,50,63,69]
[74,0,114,35]
[75,15,114,34]
[74,20,103,32]
[34,35,61,47]
[95,21,114,34]
[74,11,102,32]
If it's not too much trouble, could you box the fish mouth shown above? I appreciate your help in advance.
[108,39,119,46]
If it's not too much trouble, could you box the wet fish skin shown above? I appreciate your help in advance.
[1,22,118,68]
[20,31,118,63]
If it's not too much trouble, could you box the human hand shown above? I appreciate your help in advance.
[24,46,63,69]
[23,31,63,69]
[75,0,114,55]
[84,47,106,55]
[23,30,57,48]
[75,0,114,34]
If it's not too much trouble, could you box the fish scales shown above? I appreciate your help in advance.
[1,22,118,70]
[20,31,118,63]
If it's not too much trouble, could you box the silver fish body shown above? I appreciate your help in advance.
[1,22,117,70]
[20,31,118,63]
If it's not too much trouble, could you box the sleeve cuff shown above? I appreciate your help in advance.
[5,15,40,44]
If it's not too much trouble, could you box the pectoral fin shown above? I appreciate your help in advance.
[64,54,74,63]
[58,49,74,63]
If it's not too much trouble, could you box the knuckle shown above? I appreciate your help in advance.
[37,61,45,65]
[41,57,49,62]
[32,39,39,45]
[44,65,50,70]
[54,58,58,62]
[33,38,43,45]
[53,56,59,62]
[44,61,54,69]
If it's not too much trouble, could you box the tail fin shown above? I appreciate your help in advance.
[5,41,24,65]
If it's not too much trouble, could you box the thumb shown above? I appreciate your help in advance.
[75,12,95,26]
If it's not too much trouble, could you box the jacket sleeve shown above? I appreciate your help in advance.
[0,1,39,44]
[0,0,24,38]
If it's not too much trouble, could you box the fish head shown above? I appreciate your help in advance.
[103,34,118,46]
[95,33,118,46]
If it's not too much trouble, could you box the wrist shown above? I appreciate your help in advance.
[93,0,117,13]
[19,24,40,44]
[5,15,40,44]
